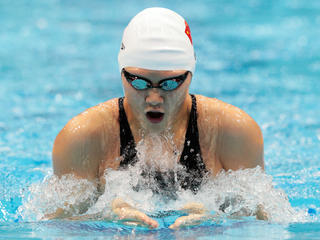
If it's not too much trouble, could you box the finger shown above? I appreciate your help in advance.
[111,198,158,228]
[116,208,158,229]
[120,219,158,229]
[111,198,132,209]
[131,211,159,229]
[43,208,69,220]
[169,214,206,229]
[119,217,159,229]
[181,202,206,214]
[169,216,190,229]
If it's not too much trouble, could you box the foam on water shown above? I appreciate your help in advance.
[19,174,97,221]
[19,135,308,225]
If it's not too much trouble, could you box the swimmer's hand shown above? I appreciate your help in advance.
[111,198,159,229]
[255,204,268,220]
[169,202,211,229]
[43,207,72,220]
[43,202,86,220]
[168,202,268,229]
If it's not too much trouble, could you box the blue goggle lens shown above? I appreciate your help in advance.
[131,79,150,90]
[159,80,179,91]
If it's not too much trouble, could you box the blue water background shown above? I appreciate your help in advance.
[1,0,320,239]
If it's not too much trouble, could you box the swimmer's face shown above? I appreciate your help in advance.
[121,67,191,132]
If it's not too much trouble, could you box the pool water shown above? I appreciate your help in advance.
[1,0,320,239]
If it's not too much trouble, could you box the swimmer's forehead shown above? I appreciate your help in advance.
[124,67,187,77]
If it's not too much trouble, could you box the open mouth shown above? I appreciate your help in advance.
[146,111,164,124]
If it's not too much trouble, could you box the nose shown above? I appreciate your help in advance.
[145,89,164,107]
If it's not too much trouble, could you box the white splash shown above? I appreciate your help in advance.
[19,174,97,221]
[20,135,308,224]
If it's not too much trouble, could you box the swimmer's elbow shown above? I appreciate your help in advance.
[251,121,264,169]
[246,120,264,169]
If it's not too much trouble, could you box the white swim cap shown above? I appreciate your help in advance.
[118,7,196,74]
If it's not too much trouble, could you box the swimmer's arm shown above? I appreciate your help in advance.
[217,109,267,220]
[52,114,105,180]
[43,183,100,220]
[47,114,107,219]
[218,109,264,171]
[44,201,95,220]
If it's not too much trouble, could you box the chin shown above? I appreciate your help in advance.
[143,119,168,133]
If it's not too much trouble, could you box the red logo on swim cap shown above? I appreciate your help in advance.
[184,20,193,45]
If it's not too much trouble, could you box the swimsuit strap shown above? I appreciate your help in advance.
[178,94,207,192]
[118,97,138,167]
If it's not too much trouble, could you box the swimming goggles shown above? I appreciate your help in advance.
[122,69,189,91]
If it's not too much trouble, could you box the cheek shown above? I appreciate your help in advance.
[176,82,190,100]
[124,86,145,109]
[123,81,139,99]
[165,87,189,111]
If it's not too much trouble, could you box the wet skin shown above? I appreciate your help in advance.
[51,67,265,228]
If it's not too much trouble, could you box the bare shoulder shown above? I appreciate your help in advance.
[62,98,118,133]
[52,98,120,180]
[195,95,264,171]
[56,98,119,145]
[195,94,223,122]
[195,94,224,137]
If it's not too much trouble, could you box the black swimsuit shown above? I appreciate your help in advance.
[118,94,207,197]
